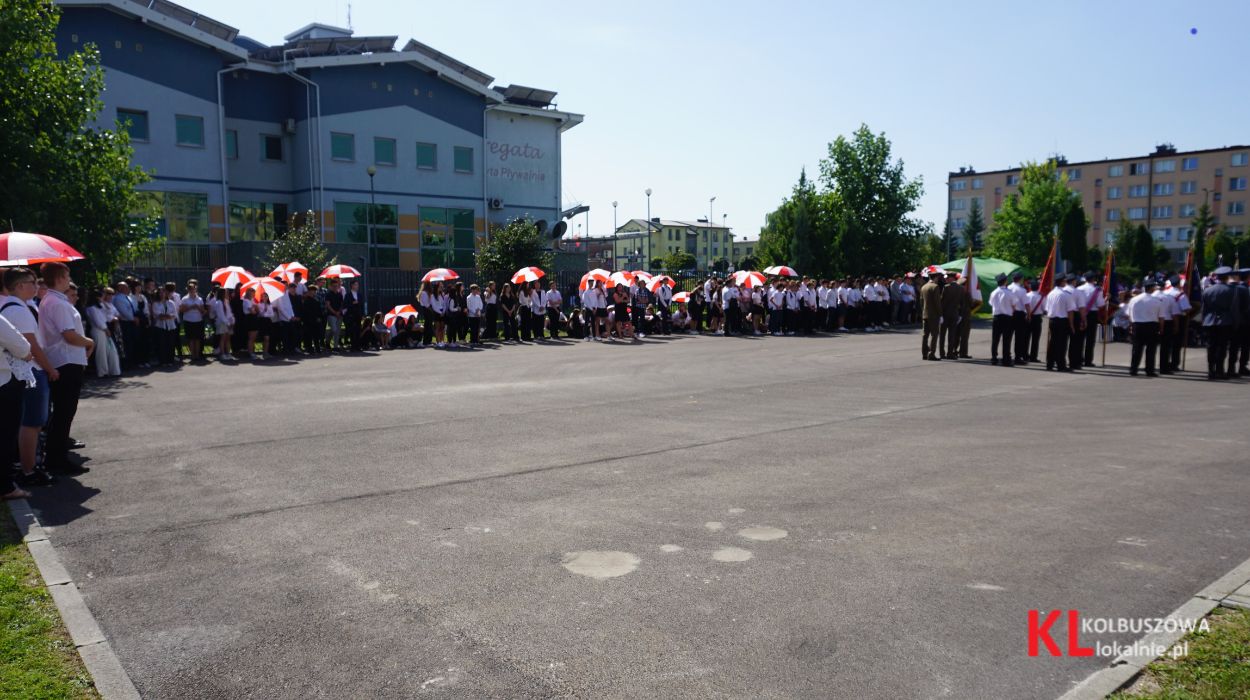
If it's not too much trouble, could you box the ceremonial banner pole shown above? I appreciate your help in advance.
[1036,235,1059,361]
[1101,245,1114,367]
[1179,241,1195,372]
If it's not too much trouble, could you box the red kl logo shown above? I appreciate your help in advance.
[1028,610,1095,657]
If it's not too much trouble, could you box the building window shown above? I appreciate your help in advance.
[1129,162,1149,175]
[1152,228,1172,242]
[1182,157,1199,171]
[228,201,289,241]
[1229,201,1246,215]
[1177,227,1193,241]
[1181,180,1197,194]
[117,108,149,141]
[950,198,967,211]
[1006,174,1019,185]
[953,217,966,229]
[225,129,238,159]
[1228,226,1245,236]
[1180,204,1196,217]
[419,207,476,268]
[175,115,204,147]
[951,180,966,191]
[416,142,437,170]
[1229,176,1247,191]
[1066,168,1081,181]
[1127,207,1147,220]
[1107,186,1122,199]
[971,195,984,208]
[1232,152,1248,167]
[1152,205,1172,219]
[1152,182,1174,196]
[335,201,400,266]
[1107,165,1124,177]
[135,191,209,242]
[1154,159,1176,173]
[1106,209,1120,222]
[453,146,474,173]
[1128,185,1148,198]
[374,137,396,166]
[971,178,983,189]
[261,134,283,161]
[331,132,355,161]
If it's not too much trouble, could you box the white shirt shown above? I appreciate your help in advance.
[85,304,111,331]
[1164,286,1192,312]
[0,296,37,336]
[273,292,295,322]
[1151,290,1178,321]
[256,300,275,320]
[656,285,672,305]
[466,294,484,317]
[530,289,546,313]
[873,282,889,301]
[768,288,784,309]
[180,294,206,322]
[1043,287,1075,318]
[1025,290,1043,315]
[1127,292,1164,323]
[900,284,916,302]
[721,287,737,309]
[484,291,497,305]
[1007,282,1029,313]
[431,293,449,315]
[1077,283,1105,313]
[1066,284,1090,315]
[0,313,30,386]
[209,298,234,326]
[546,290,562,309]
[418,290,432,308]
[151,299,179,330]
[37,289,87,367]
[817,287,829,308]
[988,286,1018,316]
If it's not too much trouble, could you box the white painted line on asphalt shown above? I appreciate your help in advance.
[7,499,142,700]
[1057,552,1250,700]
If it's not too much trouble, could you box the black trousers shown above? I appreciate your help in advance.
[940,321,959,358]
[1028,315,1043,360]
[1083,320,1099,366]
[468,316,481,344]
[0,377,23,466]
[1046,318,1070,370]
[1068,322,1085,369]
[658,305,671,334]
[1232,327,1250,374]
[1157,322,1175,372]
[1206,325,1231,377]
[991,315,1014,364]
[519,308,532,341]
[422,308,435,345]
[46,363,84,470]
[1131,322,1159,375]
[484,304,498,339]
[1169,321,1186,371]
[1011,312,1028,361]
[346,315,363,351]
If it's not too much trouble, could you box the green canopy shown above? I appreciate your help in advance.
[938,256,1023,304]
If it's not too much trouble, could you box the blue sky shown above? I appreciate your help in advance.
[188,0,1248,241]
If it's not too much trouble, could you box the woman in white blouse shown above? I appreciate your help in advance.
[85,289,121,377]
[151,285,179,366]
[208,287,234,360]
[0,313,32,499]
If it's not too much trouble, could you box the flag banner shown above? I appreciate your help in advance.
[962,253,981,305]
[1099,246,1118,324]
[1032,237,1058,314]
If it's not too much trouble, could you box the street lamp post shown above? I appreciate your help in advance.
[709,196,716,225]
[645,188,652,271]
[612,200,618,269]
[366,165,376,308]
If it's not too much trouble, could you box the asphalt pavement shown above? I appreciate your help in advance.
[28,324,1250,699]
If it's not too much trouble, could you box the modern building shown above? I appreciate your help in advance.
[54,0,582,274]
[605,218,736,270]
[946,144,1250,261]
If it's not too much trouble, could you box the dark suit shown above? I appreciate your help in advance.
[940,283,964,358]
[920,281,942,359]
[1201,281,1238,378]
[1229,284,1250,376]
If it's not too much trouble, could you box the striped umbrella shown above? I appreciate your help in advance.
[239,276,287,302]
[579,268,612,291]
[270,261,309,282]
[763,265,799,277]
[0,232,85,265]
[319,264,362,279]
[422,268,459,283]
[646,275,676,293]
[608,270,635,287]
[212,266,256,289]
[733,270,768,288]
[672,291,690,304]
[510,266,546,284]
[384,304,420,327]
[629,270,654,282]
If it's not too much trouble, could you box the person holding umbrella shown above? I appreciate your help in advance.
[37,262,93,476]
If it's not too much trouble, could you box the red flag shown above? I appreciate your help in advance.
[1179,242,1195,298]
[1098,245,1116,324]
[1032,237,1058,314]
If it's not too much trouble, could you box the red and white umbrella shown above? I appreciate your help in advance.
[270,261,309,283]
[212,266,256,289]
[384,304,419,327]
[608,270,635,287]
[511,266,546,284]
[629,270,654,282]
[319,264,362,279]
[672,291,690,304]
[422,268,459,283]
[920,265,944,278]
[763,265,798,277]
[239,276,287,302]
[647,275,676,293]
[733,270,768,288]
[0,232,85,265]
[579,268,612,291]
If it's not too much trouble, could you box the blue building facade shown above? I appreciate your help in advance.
[54,0,582,274]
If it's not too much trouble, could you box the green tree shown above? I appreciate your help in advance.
[476,218,554,287]
[1088,245,1105,274]
[1206,226,1237,268]
[663,250,696,273]
[1129,224,1156,276]
[963,198,985,254]
[1189,202,1216,269]
[985,160,1079,269]
[939,219,957,261]
[820,125,927,275]
[259,211,336,278]
[1059,201,1089,273]
[0,0,152,283]
[787,187,823,275]
[758,169,817,271]
[711,257,729,273]
[737,254,760,271]
[921,231,945,266]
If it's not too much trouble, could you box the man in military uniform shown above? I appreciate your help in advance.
[1227,269,1250,377]
[1044,274,1076,371]
[919,270,943,361]
[1127,279,1164,377]
[957,274,975,359]
[1065,273,1088,370]
[1200,266,1238,380]
[940,270,964,359]
[1078,272,1106,366]
[1008,271,1030,364]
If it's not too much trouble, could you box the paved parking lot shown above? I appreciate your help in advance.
[29,327,1250,698]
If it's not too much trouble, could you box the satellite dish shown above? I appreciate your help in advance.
[551,221,568,239]
[535,220,548,235]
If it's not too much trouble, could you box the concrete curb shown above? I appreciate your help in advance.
[1057,553,1250,700]
[8,499,141,700]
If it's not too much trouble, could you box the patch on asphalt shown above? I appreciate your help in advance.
[560,551,640,579]
[712,547,754,563]
[737,526,788,541]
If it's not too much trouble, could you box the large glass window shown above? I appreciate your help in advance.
[1128,207,1147,220]
[453,146,474,173]
[416,142,437,170]
[1107,164,1124,177]
[1232,153,1248,167]
[175,114,204,147]
[1152,205,1172,219]
[1107,186,1122,199]
[262,134,283,161]
[374,137,396,166]
[225,129,238,159]
[1180,180,1197,194]
[951,180,966,191]
[1152,182,1173,196]
[1154,159,1175,173]
[420,207,476,267]
[136,191,210,242]
[1182,157,1199,171]
[117,108,149,141]
[1129,185,1148,198]
[331,132,355,161]
[229,201,289,241]
[334,201,399,266]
